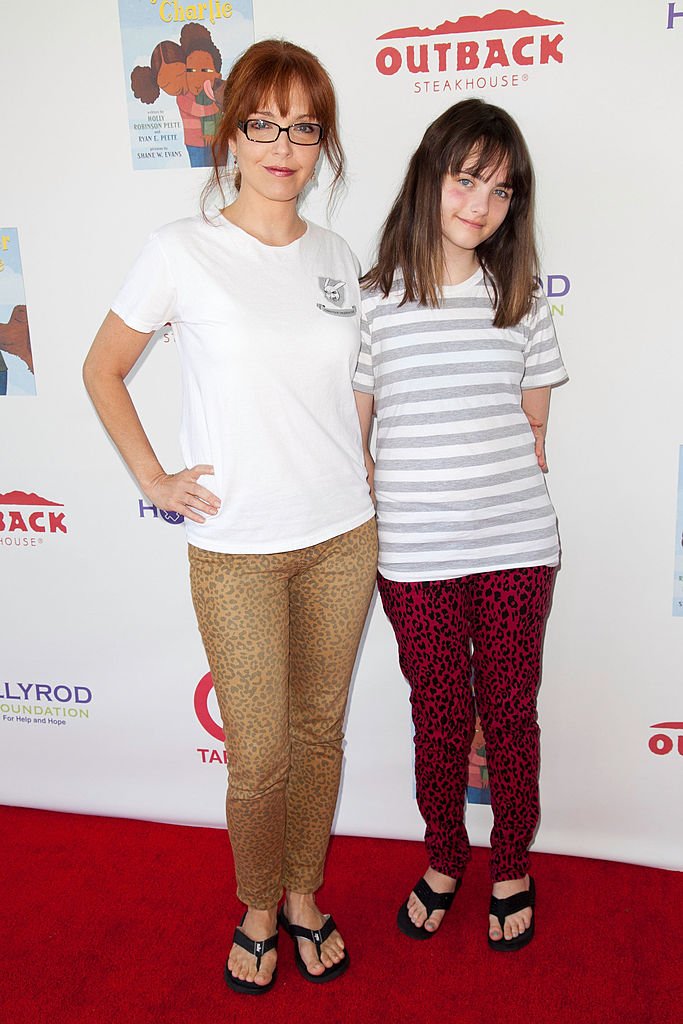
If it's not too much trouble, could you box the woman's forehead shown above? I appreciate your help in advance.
[253,84,314,118]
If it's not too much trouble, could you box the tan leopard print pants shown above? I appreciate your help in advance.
[188,517,377,908]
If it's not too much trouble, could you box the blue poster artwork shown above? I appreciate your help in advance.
[0,229,36,397]
[118,0,254,171]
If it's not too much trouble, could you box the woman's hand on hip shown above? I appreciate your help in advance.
[145,464,220,524]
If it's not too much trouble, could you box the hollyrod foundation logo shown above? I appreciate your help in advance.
[667,3,683,30]
[194,671,228,764]
[375,8,565,94]
[648,722,683,756]
[538,273,571,317]
[138,498,184,525]
[1,680,93,727]
[0,490,68,547]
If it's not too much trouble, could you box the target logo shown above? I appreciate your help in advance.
[194,671,224,742]
[194,672,228,764]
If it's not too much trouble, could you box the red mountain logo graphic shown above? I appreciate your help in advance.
[0,490,64,507]
[0,489,68,542]
[378,9,564,40]
[375,7,565,80]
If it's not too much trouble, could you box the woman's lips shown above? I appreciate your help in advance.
[264,166,295,176]
[458,216,484,228]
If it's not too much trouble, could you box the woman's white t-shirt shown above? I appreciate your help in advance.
[112,214,374,553]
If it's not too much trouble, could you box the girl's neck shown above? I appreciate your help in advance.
[442,251,479,287]
[221,191,306,247]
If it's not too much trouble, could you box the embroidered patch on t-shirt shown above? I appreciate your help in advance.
[316,277,356,316]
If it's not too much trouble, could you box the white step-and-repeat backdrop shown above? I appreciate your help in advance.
[1,1,682,870]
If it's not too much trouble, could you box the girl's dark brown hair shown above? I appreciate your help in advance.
[362,98,538,328]
[131,40,184,104]
[202,39,344,211]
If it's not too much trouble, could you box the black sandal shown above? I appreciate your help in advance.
[224,913,278,995]
[396,876,462,939]
[277,907,349,984]
[488,876,536,952]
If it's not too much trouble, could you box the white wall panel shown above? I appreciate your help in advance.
[1,0,681,870]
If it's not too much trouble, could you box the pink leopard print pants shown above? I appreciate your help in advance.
[377,565,556,882]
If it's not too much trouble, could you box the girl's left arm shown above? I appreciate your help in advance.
[354,390,376,504]
[521,386,551,472]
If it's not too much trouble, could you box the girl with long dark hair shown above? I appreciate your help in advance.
[354,98,566,951]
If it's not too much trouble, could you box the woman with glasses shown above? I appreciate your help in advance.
[83,40,376,995]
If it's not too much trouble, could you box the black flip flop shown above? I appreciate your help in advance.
[488,876,536,952]
[224,914,278,995]
[278,907,349,983]
[397,876,462,939]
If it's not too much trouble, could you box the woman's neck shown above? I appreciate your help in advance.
[221,192,306,247]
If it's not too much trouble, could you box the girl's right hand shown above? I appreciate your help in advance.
[144,464,221,524]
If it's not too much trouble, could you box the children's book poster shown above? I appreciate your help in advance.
[0,229,35,397]
[118,0,254,171]
[673,447,683,616]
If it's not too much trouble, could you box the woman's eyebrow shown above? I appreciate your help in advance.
[253,109,315,120]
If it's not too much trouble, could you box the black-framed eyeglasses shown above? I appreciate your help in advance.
[237,118,324,146]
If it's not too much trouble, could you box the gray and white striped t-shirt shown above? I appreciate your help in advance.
[353,268,568,582]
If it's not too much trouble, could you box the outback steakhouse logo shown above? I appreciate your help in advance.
[648,722,683,756]
[376,9,565,93]
[0,490,68,546]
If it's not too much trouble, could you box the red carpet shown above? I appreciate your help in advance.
[2,804,681,1024]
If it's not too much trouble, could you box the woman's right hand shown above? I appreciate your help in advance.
[145,464,221,524]
[83,315,221,524]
